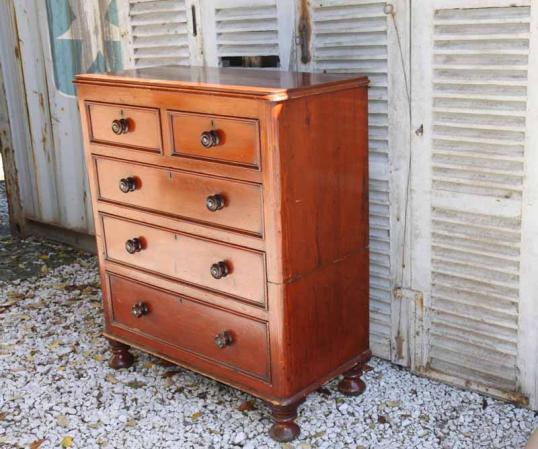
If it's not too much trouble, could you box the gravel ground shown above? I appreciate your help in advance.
[0,187,537,449]
[0,182,84,282]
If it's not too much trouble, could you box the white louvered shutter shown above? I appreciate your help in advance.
[199,0,294,69]
[411,0,538,403]
[126,0,200,68]
[303,0,410,361]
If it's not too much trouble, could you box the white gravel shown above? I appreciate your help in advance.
[0,257,537,449]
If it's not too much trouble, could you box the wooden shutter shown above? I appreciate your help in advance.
[199,0,294,68]
[127,0,198,68]
[304,0,410,361]
[411,0,538,403]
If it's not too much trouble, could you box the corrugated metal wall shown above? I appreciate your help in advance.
[0,0,536,409]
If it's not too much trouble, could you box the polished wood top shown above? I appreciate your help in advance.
[74,65,368,100]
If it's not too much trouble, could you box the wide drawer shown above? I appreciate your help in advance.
[87,102,162,152]
[94,157,263,235]
[101,214,266,306]
[108,273,270,380]
[169,111,260,169]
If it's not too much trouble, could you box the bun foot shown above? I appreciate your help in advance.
[268,400,303,442]
[338,363,366,396]
[108,339,134,370]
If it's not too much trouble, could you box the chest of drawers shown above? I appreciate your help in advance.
[74,66,370,442]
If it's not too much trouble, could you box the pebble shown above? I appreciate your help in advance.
[0,185,537,448]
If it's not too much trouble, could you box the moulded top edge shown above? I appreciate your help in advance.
[73,65,369,100]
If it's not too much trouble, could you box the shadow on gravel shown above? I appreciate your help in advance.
[0,181,87,282]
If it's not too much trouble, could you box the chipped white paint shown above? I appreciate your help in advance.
[126,0,203,68]
[0,0,36,221]
[411,0,537,405]
[199,0,294,69]
[518,0,538,410]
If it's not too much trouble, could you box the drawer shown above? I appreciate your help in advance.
[102,215,266,306]
[95,157,263,235]
[87,102,162,152]
[169,111,260,168]
[108,273,270,380]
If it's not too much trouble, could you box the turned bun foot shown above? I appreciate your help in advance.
[268,400,303,442]
[338,364,366,396]
[108,339,134,369]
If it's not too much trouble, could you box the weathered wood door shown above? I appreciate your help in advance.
[411,0,538,406]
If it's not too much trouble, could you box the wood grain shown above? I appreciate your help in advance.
[169,111,260,168]
[75,65,368,100]
[108,273,270,380]
[94,156,264,235]
[75,66,370,441]
[87,102,162,152]
[101,214,267,306]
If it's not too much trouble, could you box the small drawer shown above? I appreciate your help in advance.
[102,215,266,306]
[169,111,260,168]
[108,273,270,380]
[87,102,162,152]
[95,157,263,236]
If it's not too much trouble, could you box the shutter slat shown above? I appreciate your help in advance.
[429,2,530,376]
[128,0,191,68]
[214,3,279,58]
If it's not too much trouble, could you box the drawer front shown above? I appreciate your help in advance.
[87,102,162,152]
[108,274,270,380]
[95,157,263,235]
[102,215,266,305]
[170,112,260,168]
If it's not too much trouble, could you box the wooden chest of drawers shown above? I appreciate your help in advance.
[74,66,370,442]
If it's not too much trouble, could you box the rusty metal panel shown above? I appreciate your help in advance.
[308,0,394,360]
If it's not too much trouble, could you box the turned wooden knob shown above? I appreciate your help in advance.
[125,238,142,254]
[210,261,229,279]
[200,130,220,148]
[131,302,149,318]
[119,177,136,193]
[215,331,233,348]
[112,118,129,135]
[206,194,225,212]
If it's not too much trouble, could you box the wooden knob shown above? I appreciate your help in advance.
[206,194,225,212]
[119,177,136,193]
[200,130,220,148]
[112,118,129,135]
[215,331,233,349]
[125,238,142,254]
[210,261,229,279]
[131,302,149,318]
